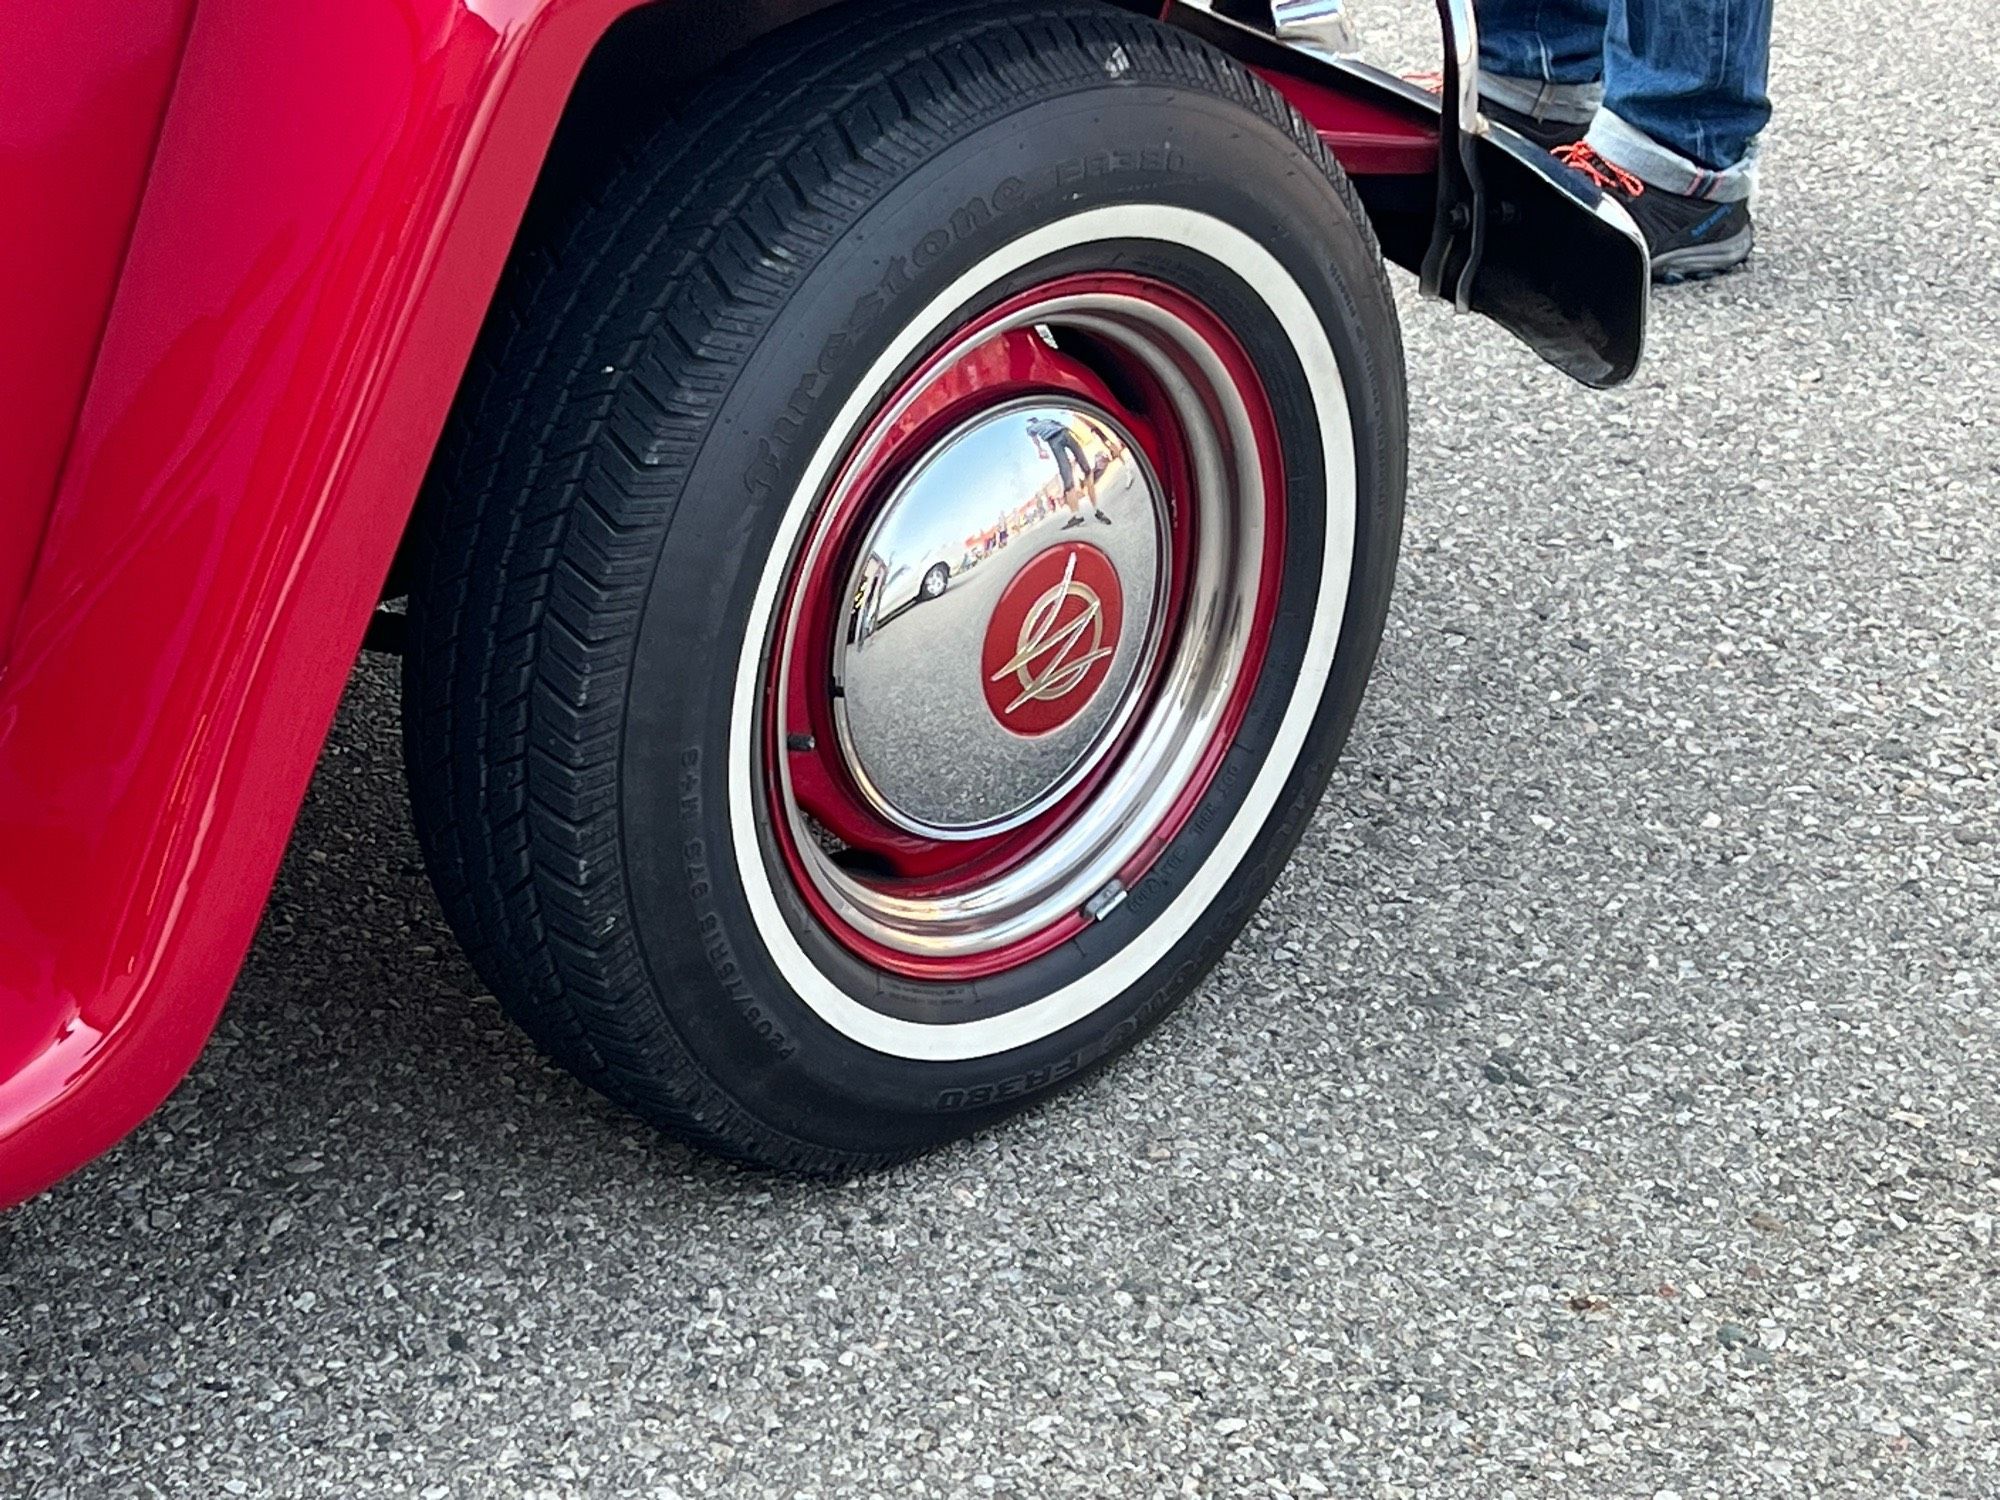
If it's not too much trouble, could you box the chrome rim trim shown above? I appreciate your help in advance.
[727,206,1356,1061]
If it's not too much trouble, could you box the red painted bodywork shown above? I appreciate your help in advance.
[1251,66,1440,176]
[0,0,1441,1208]
[0,0,642,1209]
[0,1,196,650]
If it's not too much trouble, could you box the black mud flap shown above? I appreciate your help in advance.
[1448,130,1650,388]
[1167,2,1650,389]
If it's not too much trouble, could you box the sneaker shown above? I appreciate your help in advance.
[1061,515,1087,530]
[1552,143,1753,283]
[1481,98,1588,153]
[1093,510,1113,526]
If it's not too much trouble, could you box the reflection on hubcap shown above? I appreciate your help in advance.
[834,402,1165,837]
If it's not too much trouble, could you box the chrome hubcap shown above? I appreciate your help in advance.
[833,401,1169,838]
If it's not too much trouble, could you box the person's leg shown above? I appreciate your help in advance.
[1076,443,1102,512]
[1053,443,1085,527]
[1477,0,1609,132]
[1588,0,1773,199]
[1555,0,1771,278]
[1056,435,1107,523]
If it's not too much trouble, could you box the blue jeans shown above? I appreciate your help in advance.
[1479,0,1773,201]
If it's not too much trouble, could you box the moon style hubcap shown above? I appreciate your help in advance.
[764,273,1286,979]
[834,401,1169,838]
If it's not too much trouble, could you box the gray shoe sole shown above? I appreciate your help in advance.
[1653,226,1754,284]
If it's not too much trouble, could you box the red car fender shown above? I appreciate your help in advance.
[0,1,197,652]
[0,0,653,1208]
[0,0,1444,1208]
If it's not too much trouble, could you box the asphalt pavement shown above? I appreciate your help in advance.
[3,2,1995,1495]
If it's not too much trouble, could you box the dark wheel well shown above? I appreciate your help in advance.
[379,0,1154,604]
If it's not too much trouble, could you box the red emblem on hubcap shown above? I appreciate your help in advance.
[980,543,1125,736]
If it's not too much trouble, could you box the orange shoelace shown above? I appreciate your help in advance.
[1552,142,1645,197]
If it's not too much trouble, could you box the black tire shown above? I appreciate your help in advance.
[402,0,1405,1171]
[920,564,951,601]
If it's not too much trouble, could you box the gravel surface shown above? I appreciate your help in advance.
[3,2,1996,1496]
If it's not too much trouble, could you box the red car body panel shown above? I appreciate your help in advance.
[0,1,197,648]
[1249,66,1438,177]
[0,0,646,1208]
[0,0,1440,1208]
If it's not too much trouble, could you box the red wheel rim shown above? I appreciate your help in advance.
[763,273,1287,981]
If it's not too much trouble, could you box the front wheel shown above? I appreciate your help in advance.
[402,0,1405,1170]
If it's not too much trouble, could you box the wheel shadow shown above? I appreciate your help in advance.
[12,659,859,1250]
[0,661,944,1489]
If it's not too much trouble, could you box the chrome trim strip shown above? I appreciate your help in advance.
[1270,0,1363,60]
